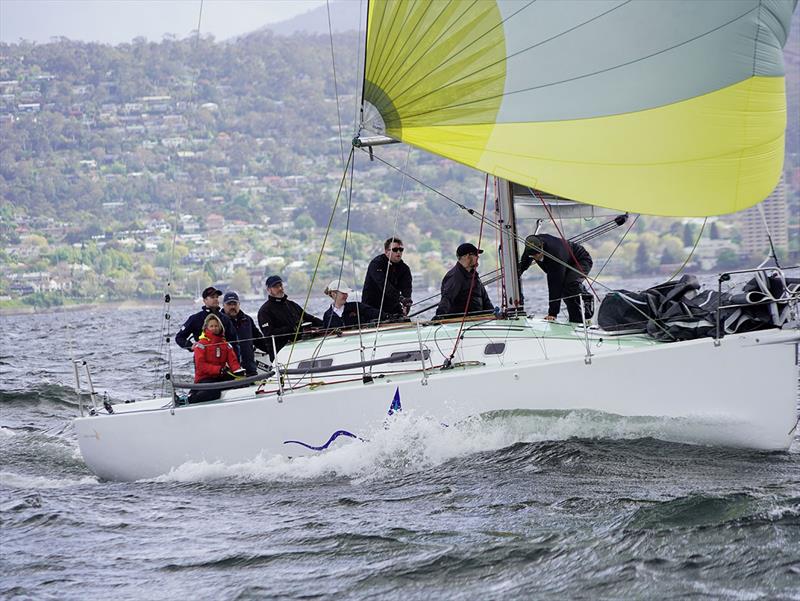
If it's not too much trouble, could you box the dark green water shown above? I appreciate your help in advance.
[1,307,798,600]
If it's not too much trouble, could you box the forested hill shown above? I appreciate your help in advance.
[1,31,366,220]
[1,24,798,231]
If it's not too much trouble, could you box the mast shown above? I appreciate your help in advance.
[495,177,523,316]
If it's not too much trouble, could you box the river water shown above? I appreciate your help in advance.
[2,279,799,600]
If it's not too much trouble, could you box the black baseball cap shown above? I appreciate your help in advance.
[524,235,544,253]
[265,275,283,288]
[223,290,240,304]
[202,286,223,298]
[456,242,484,258]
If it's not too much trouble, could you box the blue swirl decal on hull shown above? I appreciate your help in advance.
[283,430,359,451]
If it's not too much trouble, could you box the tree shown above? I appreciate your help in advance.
[202,260,217,281]
[230,267,251,294]
[682,223,697,247]
[715,248,741,271]
[138,263,156,279]
[635,242,651,274]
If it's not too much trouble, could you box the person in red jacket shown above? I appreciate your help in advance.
[189,313,244,404]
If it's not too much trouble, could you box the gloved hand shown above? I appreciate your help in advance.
[231,368,246,378]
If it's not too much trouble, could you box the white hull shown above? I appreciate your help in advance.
[75,318,800,481]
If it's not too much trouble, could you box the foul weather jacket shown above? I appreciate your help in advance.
[361,254,412,315]
[175,306,239,354]
[435,262,494,318]
[257,295,324,358]
[193,329,242,383]
[226,309,270,375]
[518,233,593,319]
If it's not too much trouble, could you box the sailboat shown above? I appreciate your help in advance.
[75,0,799,481]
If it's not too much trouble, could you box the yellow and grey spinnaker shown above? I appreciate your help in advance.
[363,0,796,217]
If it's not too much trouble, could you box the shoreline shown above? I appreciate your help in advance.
[0,299,192,317]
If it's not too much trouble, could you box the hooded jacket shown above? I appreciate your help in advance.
[176,306,239,354]
[193,327,242,383]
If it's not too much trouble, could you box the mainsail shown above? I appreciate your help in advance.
[363,0,796,217]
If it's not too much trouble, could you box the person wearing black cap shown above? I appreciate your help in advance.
[257,275,324,360]
[435,243,494,319]
[518,234,594,322]
[175,286,239,353]
[221,290,270,375]
[361,237,413,316]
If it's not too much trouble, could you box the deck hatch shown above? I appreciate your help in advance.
[484,343,506,355]
[297,358,334,370]
[390,350,430,362]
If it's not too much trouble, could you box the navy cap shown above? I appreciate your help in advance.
[202,286,223,298]
[265,275,283,288]
[456,243,484,258]
[223,290,240,304]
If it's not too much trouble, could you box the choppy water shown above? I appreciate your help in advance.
[2,290,799,600]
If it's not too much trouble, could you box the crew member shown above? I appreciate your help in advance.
[175,286,238,354]
[435,243,494,319]
[257,275,324,360]
[518,234,594,322]
[221,290,270,375]
[362,237,413,316]
[322,280,382,329]
[189,313,245,404]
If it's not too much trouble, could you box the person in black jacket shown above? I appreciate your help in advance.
[257,275,324,360]
[175,286,239,354]
[518,233,594,323]
[361,237,413,316]
[221,290,270,375]
[322,280,382,329]
[435,243,494,319]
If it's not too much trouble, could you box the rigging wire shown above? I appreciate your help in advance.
[666,218,707,281]
[285,148,354,368]
[443,174,490,368]
[359,147,618,290]
[591,214,639,281]
[354,0,366,131]
[154,0,205,397]
[368,146,413,374]
[756,203,782,269]
[361,146,678,338]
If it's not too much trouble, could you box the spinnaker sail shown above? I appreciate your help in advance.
[363,0,796,217]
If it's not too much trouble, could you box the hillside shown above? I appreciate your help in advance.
[0,20,798,308]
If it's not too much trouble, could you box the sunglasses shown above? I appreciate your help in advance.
[391,247,404,253]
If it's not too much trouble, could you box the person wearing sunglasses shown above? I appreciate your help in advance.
[435,242,494,319]
[361,236,413,317]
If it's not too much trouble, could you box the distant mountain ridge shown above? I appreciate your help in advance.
[258,1,364,36]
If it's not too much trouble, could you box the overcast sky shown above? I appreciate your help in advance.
[0,0,326,44]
